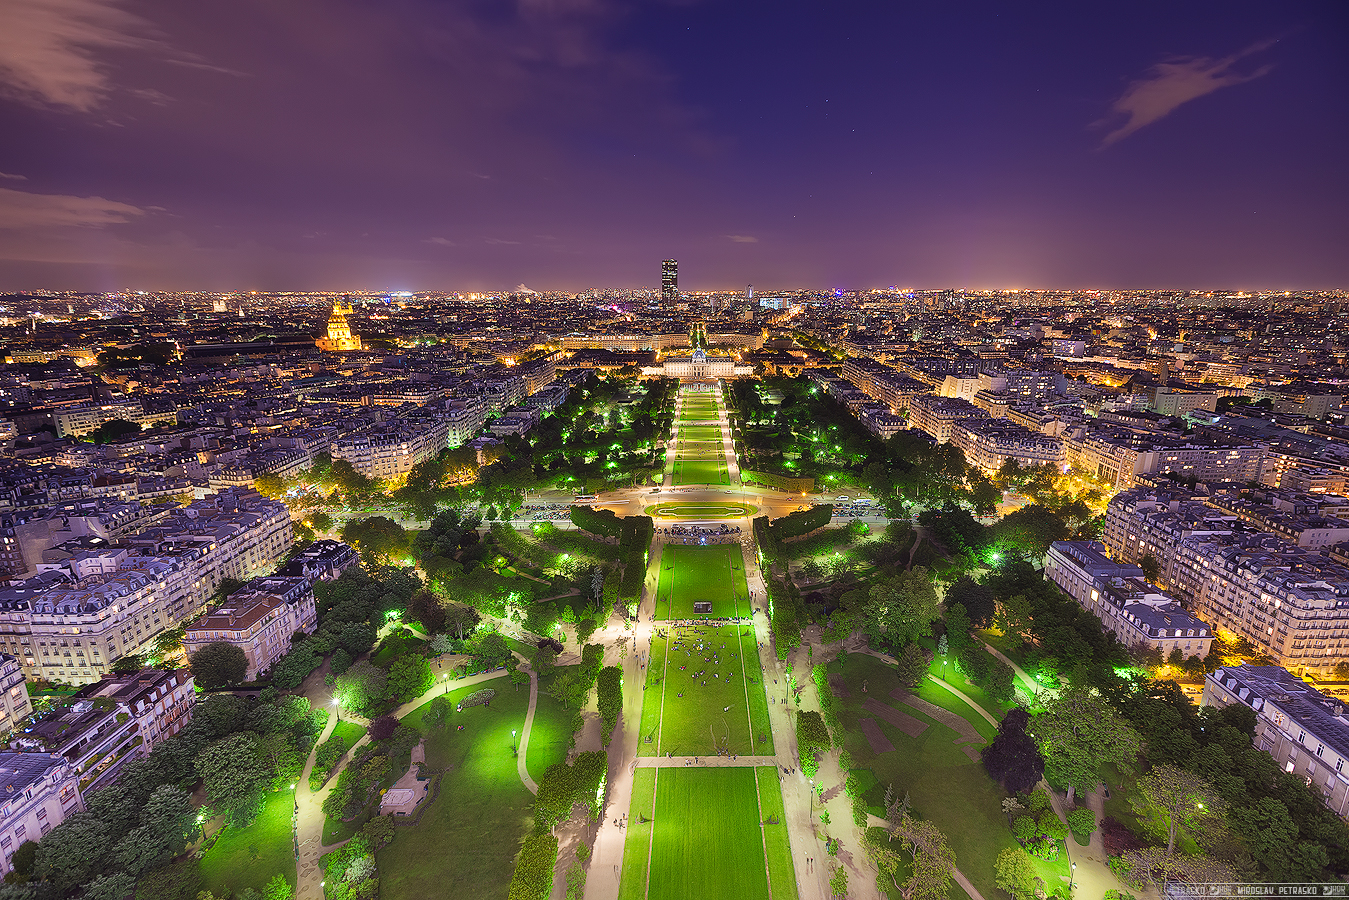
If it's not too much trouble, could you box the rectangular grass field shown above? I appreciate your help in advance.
[655,544,746,619]
[646,768,771,900]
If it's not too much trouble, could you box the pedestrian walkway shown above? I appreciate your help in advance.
[292,662,529,900]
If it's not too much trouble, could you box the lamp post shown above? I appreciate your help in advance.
[332,697,340,723]
[1069,862,1076,893]
[441,673,448,694]
[512,729,518,755]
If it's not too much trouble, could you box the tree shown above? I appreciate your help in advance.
[863,568,939,650]
[895,642,932,692]
[32,811,107,891]
[264,874,294,900]
[1066,807,1097,838]
[341,516,410,566]
[945,575,996,627]
[88,418,141,444]
[337,660,389,715]
[1131,764,1220,855]
[829,864,849,900]
[891,814,956,900]
[1030,687,1142,802]
[422,694,452,729]
[370,715,399,741]
[1118,847,1235,890]
[944,602,972,655]
[575,617,598,646]
[190,642,249,688]
[994,847,1037,900]
[1139,553,1161,584]
[194,732,270,826]
[982,708,1045,795]
[311,511,334,532]
[407,590,446,634]
[387,654,434,702]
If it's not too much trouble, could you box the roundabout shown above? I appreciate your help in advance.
[644,501,758,519]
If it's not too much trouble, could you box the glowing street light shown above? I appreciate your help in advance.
[332,697,341,723]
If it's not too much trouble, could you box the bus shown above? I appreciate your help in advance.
[574,494,599,503]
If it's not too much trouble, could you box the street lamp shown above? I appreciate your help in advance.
[1068,862,1076,892]
[512,729,518,754]
[332,697,340,723]
[441,673,448,694]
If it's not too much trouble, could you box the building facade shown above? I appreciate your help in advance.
[1203,665,1349,820]
[0,752,83,875]
[184,576,317,681]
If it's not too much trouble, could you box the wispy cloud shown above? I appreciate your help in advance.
[1097,40,1276,147]
[484,237,520,245]
[726,234,758,243]
[0,0,236,113]
[0,186,143,228]
[423,236,455,247]
[0,0,162,111]
[0,172,27,181]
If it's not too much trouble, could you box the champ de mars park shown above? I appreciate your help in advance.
[61,372,1343,900]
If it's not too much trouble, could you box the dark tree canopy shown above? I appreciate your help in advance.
[945,575,997,627]
[982,708,1045,795]
[189,642,248,688]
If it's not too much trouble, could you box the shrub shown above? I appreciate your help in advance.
[1027,787,1052,815]
[1038,811,1068,841]
[1067,806,1097,838]
[1013,814,1037,842]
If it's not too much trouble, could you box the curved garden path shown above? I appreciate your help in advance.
[516,664,541,794]
[292,655,542,900]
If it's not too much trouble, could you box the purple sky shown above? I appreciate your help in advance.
[0,0,1345,292]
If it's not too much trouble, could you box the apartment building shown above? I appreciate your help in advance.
[0,656,31,735]
[275,539,359,583]
[0,752,82,875]
[840,358,932,413]
[1203,665,1349,820]
[1064,426,1265,490]
[330,416,450,480]
[183,576,317,681]
[907,395,986,444]
[1104,489,1349,677]
[0,489,292,683]
[1045,541,1213,660]
[9,669,194,794]
[951,418,1064,472]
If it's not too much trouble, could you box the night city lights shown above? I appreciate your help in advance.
[0,3,1346,900]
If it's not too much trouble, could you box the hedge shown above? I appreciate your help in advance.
[797,709,830,779]
[569,506,623,539]
[597,666,622,746]
[768,505,833,540]
[507,832,559,900]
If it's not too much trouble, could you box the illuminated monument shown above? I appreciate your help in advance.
[316,303,362,352]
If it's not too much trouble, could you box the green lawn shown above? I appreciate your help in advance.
[641,623,772,756]
[644,501,758,519]
[642,545,771,756]
[646,768,770,900]
[526,672,581,779]
[672,457,730,485]
[825,652,1068,900]
[655,544,748,619]
[619,768,658,900]
[199,789,296,898]
[378,673,569,900]
[755,766,799,900]
[680,425,724,441]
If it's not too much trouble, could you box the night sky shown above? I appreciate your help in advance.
[0,0,1345,292]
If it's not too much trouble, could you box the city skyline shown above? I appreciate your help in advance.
[0,1,1345,291]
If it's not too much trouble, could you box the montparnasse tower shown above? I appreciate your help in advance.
[317,302,362,352]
